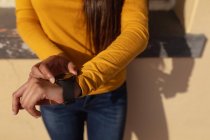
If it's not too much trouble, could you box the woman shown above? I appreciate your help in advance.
[12,0,148,140]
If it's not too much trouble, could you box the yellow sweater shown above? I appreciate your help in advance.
[16,0,149,96]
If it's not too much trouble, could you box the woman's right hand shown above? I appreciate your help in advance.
[30,54,78,83]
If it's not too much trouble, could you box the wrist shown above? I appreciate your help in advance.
[46,84,64,104]
[55,73,80,104]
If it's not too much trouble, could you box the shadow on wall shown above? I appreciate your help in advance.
[124,0,195,140]
[174,0,186,27]
[124,58,194,140]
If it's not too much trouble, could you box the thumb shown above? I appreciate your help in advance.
[67,62,78,75]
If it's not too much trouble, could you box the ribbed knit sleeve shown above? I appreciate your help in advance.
[16,0,63,60]
[77,0,149,95]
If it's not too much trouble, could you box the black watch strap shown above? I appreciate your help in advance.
[55,73,77,105]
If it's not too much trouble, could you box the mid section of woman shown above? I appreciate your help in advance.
[12,0,149,140]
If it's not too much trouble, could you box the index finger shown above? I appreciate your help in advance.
[39,63,55,84]
[30,63,45,79]
[12,82,27,115]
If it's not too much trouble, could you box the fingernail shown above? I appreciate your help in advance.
[50,78,55,84]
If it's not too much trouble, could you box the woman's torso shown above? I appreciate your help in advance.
[31,0,127,95]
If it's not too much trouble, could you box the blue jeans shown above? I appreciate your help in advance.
[40,82,127,140]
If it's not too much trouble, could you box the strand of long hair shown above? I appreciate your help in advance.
[83,0,125,54]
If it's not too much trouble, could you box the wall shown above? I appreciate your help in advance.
[0,60,49,140]
[174,0,199,32]
[124,0,210,140]
[0,0,209,140]
[0,0,14,7]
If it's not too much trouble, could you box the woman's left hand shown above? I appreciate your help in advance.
[12,77,64,118]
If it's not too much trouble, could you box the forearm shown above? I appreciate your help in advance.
[76,0,149,96]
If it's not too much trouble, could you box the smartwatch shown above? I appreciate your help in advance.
[54,73,81,105]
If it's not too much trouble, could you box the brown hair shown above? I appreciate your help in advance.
[84,0,125,54]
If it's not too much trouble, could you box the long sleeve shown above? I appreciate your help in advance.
[77,0,149,95]
[16,0,148,96]
[16,0,63,60]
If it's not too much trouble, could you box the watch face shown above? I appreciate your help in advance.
[55,73,74,81]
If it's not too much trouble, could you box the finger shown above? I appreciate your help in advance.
[26,106,41,118]
[21,86,42,118]
[22,86,47,106]
[20,79,38,109]
[37,99,59,105]
[30,65,45,79]
[20,79,37,110]
[39,63,55,84]
[12,82,28,115]
[68,62,78,75]
[36,99,50,105]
